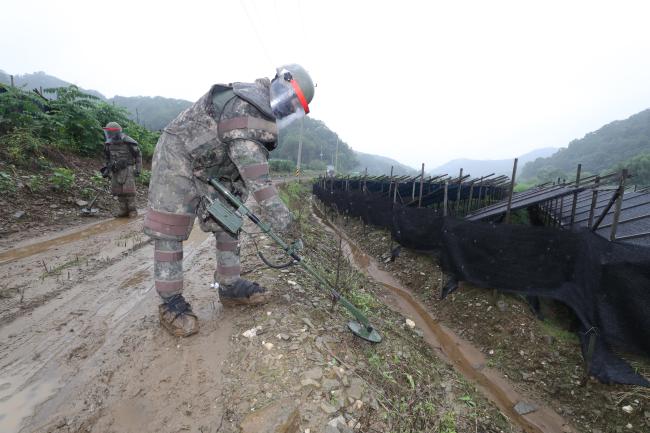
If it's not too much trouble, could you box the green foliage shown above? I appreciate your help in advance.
[81,187,95,200]
[2,128,44,164]
[26,174,45,193]
[306,159,327,171]
[90,171,105,187]
[137,169,152,185]
[0,171,16,194]
[50,167,75,191]
[0,84,159,160]
[613,152,650,186]
[438,412,457,433]
[521,108,650,181]
[269,158,295,173]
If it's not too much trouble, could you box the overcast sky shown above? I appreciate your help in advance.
[2,0,650,169]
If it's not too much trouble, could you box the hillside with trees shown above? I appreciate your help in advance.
[109,95,191,131]
[273,117,358,172]
[521,109,650,185]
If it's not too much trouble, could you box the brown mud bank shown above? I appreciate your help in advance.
[313,204,573,433]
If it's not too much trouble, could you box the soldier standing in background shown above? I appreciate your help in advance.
[144,64,314,337]
[102,122,142,217]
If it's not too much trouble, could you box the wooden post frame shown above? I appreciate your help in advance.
[504,158,518,224]
[417,163,425,208]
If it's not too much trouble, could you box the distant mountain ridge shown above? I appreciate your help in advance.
[431,147,558,178]
[354,152,419,176]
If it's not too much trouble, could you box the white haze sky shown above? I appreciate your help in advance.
[2,0,650,169]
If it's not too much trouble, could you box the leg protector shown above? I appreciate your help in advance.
[154,239,184,299]
[214,230,241,286]
[115,196,130,217]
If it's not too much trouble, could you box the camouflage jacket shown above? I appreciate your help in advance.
[145,79,292,240]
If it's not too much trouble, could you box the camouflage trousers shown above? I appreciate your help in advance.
[153,228,240,299]
[116,195,137,216]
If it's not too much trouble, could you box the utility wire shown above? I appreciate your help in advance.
[239,0,276,70]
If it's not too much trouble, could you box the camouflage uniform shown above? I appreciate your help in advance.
[144,78,292,305]
[104,134,142,217]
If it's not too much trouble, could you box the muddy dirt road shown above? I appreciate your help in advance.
[0,214,236,433]
[0,189,531,433]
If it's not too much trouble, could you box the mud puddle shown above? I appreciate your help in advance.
[0,216,143,265]
[312,205,573,433]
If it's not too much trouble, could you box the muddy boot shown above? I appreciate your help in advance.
[218,278,270,307]
[114,198,130,218]
[127,196,138,218]
[158,294,199,337]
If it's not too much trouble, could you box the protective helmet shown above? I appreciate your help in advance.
[103,122,123,143]
[270,64,315,129]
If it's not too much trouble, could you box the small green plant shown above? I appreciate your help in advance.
[368,353,383,370]
[81,187,95,200]
[90,171,105,187]
[0,171,17,193]
[26,174,45,193]
[137,169,151,185]
[458,395,476,408]
[439,411,457,433]
[50,167,75,191]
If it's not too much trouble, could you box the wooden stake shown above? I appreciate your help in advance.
[504,158,518,224]
[610,169,628,241]
[418,163,425,208]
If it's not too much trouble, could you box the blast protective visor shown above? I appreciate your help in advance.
[270,71,310,129]
[103,128,122,143]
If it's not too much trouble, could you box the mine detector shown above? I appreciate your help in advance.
[201,178,382,343]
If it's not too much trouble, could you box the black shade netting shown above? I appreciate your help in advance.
[313,183,650,386]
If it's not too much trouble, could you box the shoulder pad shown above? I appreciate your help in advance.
[210,85,236,119]
[122,135,139,145]
[232,82,274,120]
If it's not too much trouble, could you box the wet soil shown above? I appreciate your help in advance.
[0,184,524,433]
[322,205,650,433]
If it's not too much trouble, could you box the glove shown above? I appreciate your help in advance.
[100,166,111,179]
[135,170,141,177]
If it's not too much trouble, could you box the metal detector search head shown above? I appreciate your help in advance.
[203,177,383,344]
[348,321,382,343]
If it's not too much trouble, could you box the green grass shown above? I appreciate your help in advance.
[541,318,579,343]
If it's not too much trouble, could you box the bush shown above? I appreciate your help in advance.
[1,128,44,165]
[137,169,152,186]
[26,174,45,193]
[306,159,327,171]
[269,159,295,173]
[90,171,105,187]
[0,171,16,194]
[50,167,75,191]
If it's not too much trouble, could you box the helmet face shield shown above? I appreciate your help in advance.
[270,69,310,128]
[103,127,122,143]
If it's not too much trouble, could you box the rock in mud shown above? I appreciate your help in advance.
[239,398,300,433]
[76,200,89,207]
[514,401,538,415]
[322,378,340,392]
[347,378,364,400]
[303,367,323,381]
[13,210,25,219]
[320,401,338,414]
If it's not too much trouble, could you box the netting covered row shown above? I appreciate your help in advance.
[314,184,650,386]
